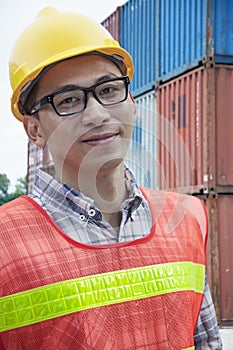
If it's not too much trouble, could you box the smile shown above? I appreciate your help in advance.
[81,133,118,146]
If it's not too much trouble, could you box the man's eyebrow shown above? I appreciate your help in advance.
[52,73,120,94]
[94,73,119,84]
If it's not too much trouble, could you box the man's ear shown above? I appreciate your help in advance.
[129,91,136,115]
[23,115,46,148]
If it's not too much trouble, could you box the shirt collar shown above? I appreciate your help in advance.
[32,165,143,220]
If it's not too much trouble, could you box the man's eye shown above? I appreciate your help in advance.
[59,96,80,105]
[99,87,115,95]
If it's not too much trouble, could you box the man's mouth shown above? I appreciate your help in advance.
[81,133,118,146]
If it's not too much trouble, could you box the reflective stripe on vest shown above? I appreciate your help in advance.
[0,261,205,332]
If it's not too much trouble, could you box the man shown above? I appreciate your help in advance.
[0,7,222,349]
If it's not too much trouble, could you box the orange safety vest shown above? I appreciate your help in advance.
[0,188,207,350]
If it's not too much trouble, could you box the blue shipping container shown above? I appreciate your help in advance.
[120,0,157,96]
[119,0,233,95]
[157,0,207,82]
[211,0,233,62]
[126,90,157,189]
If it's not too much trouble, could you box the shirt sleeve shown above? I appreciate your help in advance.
[194,275,223,349]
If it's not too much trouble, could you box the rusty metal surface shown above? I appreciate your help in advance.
[205,196,221,323]
[218,194,233,326]
[156,66,206,192]
[195,193,233,326]
[156,64,233,193]
[216,67,233,187]
[195,194,220,321]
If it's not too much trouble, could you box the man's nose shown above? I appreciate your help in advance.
[81,93,111,126]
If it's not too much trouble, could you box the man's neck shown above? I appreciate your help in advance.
[96,165,128,229]
[58,162,129,227]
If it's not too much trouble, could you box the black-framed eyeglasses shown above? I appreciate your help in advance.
[30,76,130,117]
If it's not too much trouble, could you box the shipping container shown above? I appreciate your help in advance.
[218,194,233,326]
[157,0,207,82]
[156,64,233,193]
[101,8,121,41]
[215,67,233,190]
[195,193,233,326]
[119,0,233,95]
[211,0,233,63]
[126,90,157,188]
[157,0,233,81]
[120,0,157,95]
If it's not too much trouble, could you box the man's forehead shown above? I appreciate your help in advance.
[20,52,124,105]
[53,52,124,73]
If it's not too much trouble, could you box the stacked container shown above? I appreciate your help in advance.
[153,1,233,325]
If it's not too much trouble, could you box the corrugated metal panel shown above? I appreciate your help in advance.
[202,195,221,323]
[101,8,120,42]
[156,66,206,192]
[198,194,233,326]
[119,0,233,91]
[212,0,233,63]
[156,64,233,193]
[216,67,233,187]
[196,193,233,326]
[120,0,157,96]
[126,90,157,188]
[218,194,233,326]
[157,0,233,81]
[157,0,207,82]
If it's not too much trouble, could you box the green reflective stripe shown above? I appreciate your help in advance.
[183,347,195,350]
[0,261,205,332]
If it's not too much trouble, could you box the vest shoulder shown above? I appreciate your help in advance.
[0,196,38,220]
[140,187,203,207]
[140,187,207,241]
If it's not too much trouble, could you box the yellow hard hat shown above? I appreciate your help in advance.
[9,7,134,121]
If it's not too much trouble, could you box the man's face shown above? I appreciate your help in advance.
[29,54,136,182]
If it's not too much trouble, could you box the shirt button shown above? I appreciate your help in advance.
[88,209,96,217]
[79,214,86,221]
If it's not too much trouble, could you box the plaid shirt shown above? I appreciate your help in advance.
[30,166,222,348]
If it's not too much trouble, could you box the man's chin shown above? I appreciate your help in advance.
[97,158,124,174]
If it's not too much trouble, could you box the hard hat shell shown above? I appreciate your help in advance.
[9,7,134,121]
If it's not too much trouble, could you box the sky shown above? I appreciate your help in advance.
[0,0,127,189]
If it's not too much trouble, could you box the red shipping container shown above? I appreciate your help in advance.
[101,8,121,42]
[216,68,233,189]
[218,194,233,326]
[196,194,233,326]
[156,64,233,194]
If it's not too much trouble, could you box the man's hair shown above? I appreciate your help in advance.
[19,81,39,117]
